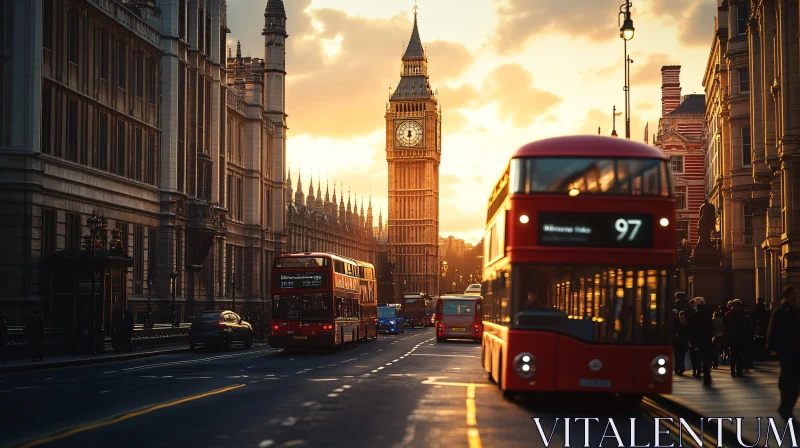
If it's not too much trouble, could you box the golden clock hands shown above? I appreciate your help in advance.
[407,129,412,138]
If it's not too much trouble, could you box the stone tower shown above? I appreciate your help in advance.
[385,8,441,298]
[264,0,288,247]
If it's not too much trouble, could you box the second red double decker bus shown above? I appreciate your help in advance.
[481,135,676,403]
[269,252,376,349]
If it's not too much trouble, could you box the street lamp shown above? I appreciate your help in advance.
[230,270,236,313]
[440,260,447,296]
[424,250,429,297]
[146,273,153,329]
[169,272,178,327]
[618,1,635,139]
[87,212,102,353]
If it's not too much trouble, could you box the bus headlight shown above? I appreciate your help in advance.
[390,320,396,325]
[513,352,536,379]
[519,214,530,224]
[660,218,670,227]
[650,355,670,381]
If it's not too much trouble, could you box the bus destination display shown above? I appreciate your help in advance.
[279,272,326,289]
[537,212,652,249]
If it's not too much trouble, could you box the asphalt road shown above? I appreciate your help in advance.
[1,329,693,448]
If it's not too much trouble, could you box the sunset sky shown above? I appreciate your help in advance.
[226,0,717,244]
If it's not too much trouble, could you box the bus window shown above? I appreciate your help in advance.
[301,292,331,319]
[274,294,301,319]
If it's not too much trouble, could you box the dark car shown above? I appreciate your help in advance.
[189,311,253,350]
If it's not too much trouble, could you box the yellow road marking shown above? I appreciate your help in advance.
[465,383,482,447]
[421,377,493,388]
[641,398,718,448]
[18,384,246,447]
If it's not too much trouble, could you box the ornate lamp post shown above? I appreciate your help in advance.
[618,1,635,139]
[86,212,102,353]
[440,260,447,296]
[170,272,178,327]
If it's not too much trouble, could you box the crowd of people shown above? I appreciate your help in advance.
[672,285,799,420]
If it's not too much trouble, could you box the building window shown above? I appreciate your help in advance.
[118,41,127,89]
[43,0,53,51]
[676,186,687,210]
[100,33,109,80]
[115,119,126,176]
[670,155,684,174]
[66,98,78,162]
[134,128,143,181]
[743,202,753,245]
[676,220,690,242]
[41,87,51,155]
[148,59,156,104]
[236,177,244,221]
[135,52,143,98]
[134,225,144,294]
[66,213,82,251]
[205,14,212,57]
[198,7,205,54]
[97,113,108,171]
[68,11,79,64]
[147,133,156,185]
[42,208,56,257]
[742,126,752,166]
[227,174,233,218]
[739,69,749,93]
[737,3,748,35]
[179,0,186,39]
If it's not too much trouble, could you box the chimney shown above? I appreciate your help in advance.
[661,65,682,116]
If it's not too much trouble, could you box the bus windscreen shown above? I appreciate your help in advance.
[443,301,475,315]
[378,307,396,318]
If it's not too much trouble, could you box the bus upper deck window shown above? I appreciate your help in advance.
[509,158,525,193]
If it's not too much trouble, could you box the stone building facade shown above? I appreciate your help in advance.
[701,0,765,303]
[385,12,442,298]
[654,67,706,247]
[0,0,288,325]
[747,0,800,307]
[284,170,382,266]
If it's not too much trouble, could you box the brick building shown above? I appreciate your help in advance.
[654,66,706,247]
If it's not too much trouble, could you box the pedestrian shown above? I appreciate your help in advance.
[724,299,749,377]
[686,297,715,386]
[25,310,44,362]
[741,302,754,370]
[0,312,7,364]
[752,297,770,361]
[672,292,689,375]
[766,284,800,421]
[684,299,700,375]
[711,306,725,369]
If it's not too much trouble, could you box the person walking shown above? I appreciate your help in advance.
[724,299,749,377]
[752,297,770,361]
[711,306,725,369]
[25,310,44,362]
[686,297,715,386]
[672,292,689,375]
[767,284,800,421]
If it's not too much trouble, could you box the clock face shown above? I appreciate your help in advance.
[396,121,423,147]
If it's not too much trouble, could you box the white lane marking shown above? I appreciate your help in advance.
[342,358,357,363]
[224,375,248,379]
[141,375,159,379]
[377,367,385,370]
[258,440,274,448]
[176,376,212,379]
[386,363,393,366]
[333,388,344,393]
[302,402,316,407]
[393,359,399,362]
[296,371,305,374]
[281,417,297,426]
[247,366,254,369]
[377,349,383,351]
[360,352,368,355]
[344,375,354,378]
[265,374,275,377]
[342,385,351,389]
[263,378,279,380]
[99,390,109,394]
[103,371,115,374]
[328,364,338,367]
[123,349,272,371]
[361,373,371,377]
[162,376,173,378]
[371,370,379,373]
[309,378,338,382]
[327,393,339,397]
[304,368,313,371]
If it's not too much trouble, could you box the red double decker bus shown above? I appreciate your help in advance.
[269,253,376,349]
[481,136,676,403]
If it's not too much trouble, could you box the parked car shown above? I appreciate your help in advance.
[189,310,253,350]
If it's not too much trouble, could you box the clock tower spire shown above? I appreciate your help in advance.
[385,4,442,298]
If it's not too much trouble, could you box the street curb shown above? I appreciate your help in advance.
[651,394,758,447]
[0,347,189,374]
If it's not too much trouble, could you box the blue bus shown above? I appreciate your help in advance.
[377,303,404,334]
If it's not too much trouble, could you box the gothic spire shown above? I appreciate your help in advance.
[286,165,293,202]
[294,170,304,205]
[236,40,242,59]
[403,5,425,60]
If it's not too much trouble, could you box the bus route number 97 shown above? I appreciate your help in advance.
[615,218,642,242]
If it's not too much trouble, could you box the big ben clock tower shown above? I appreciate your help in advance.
[386,7,442,298]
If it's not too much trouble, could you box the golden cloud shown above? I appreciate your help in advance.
[650,0,717,46]
[631,53,680,85]
[484,64,563,127]
[491,0,622,55]
[285,8,475,139]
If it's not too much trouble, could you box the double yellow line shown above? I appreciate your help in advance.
[16,384,246,448]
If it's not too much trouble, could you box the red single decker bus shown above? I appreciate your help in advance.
[402,292,429,328]
[481,136,676,403]
[270,252,377,349]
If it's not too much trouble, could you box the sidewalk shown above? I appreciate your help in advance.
[0,344,189,374]
[657,357,798,445]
